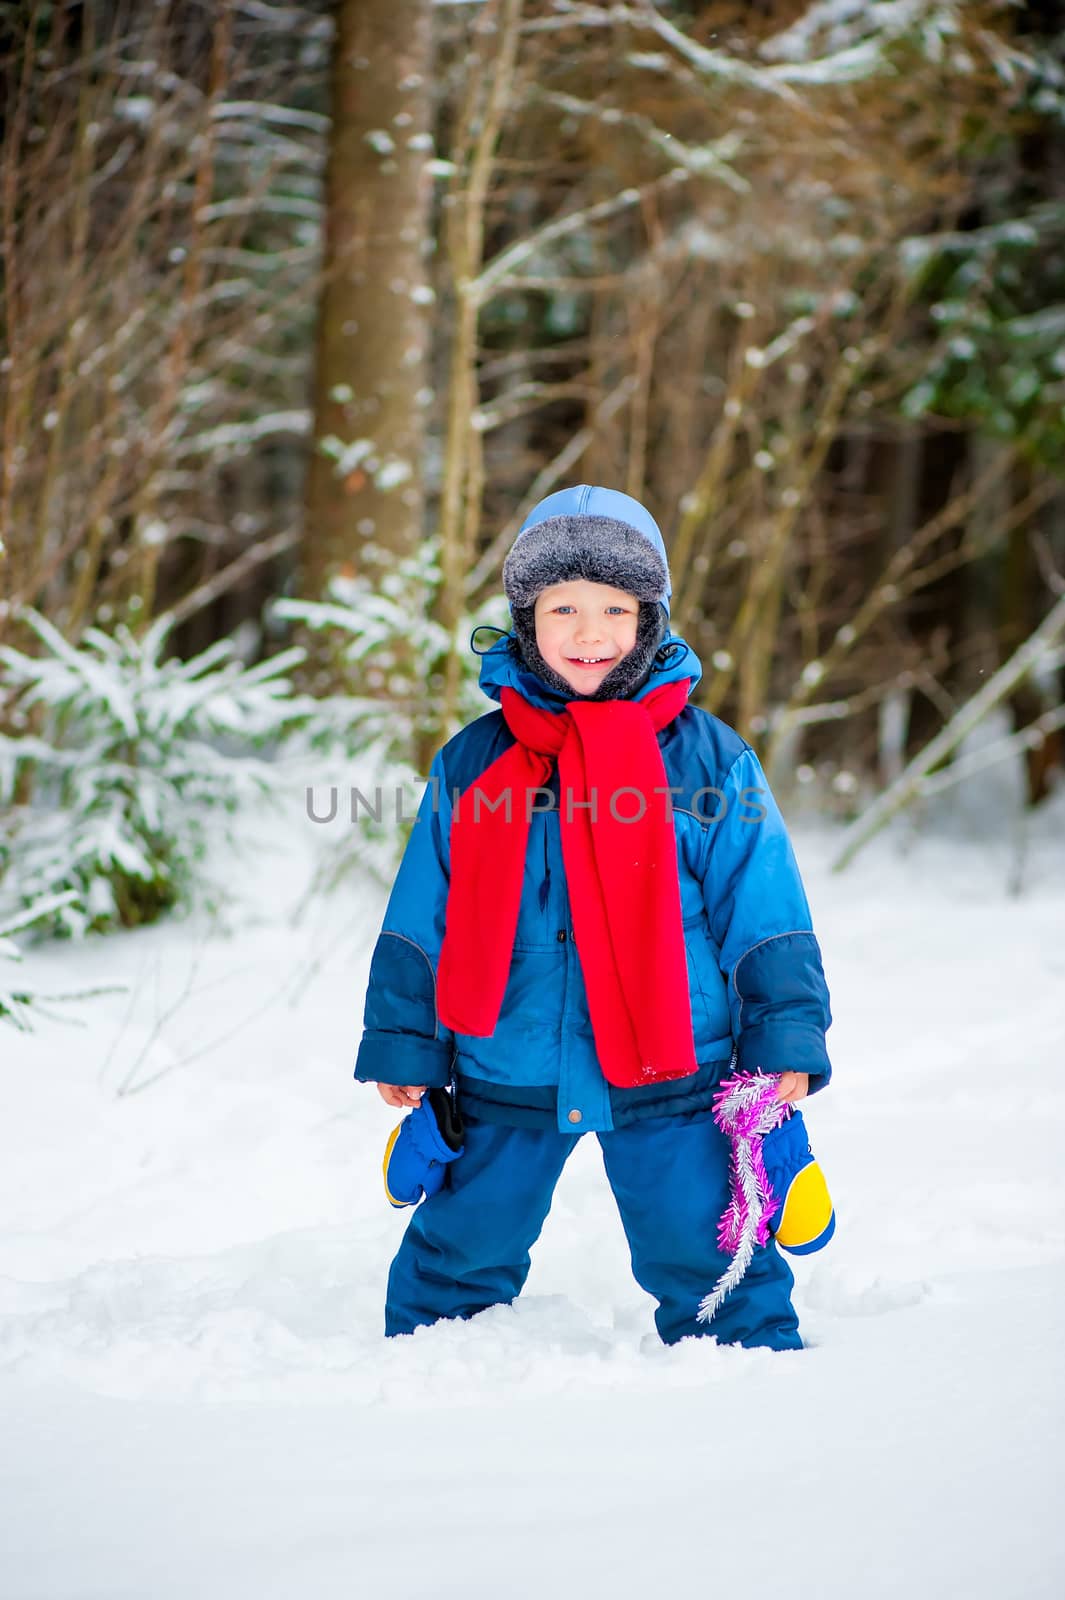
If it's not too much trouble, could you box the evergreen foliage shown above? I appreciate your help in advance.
[0,613,310,937]
[277,541,509,882]
[0,893,126,1031]
[902,206,1065,468]
[277,539,510,766]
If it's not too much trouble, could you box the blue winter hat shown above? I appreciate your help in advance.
[503,485,672,619]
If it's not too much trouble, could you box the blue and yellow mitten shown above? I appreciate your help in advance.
[762,1110,835,1255]
[383,1087,465,1208]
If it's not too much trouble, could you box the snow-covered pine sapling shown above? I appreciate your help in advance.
[276,538,507,764]
[276,540,508,886]
[0,611,310,936]
[0,893,127,1030]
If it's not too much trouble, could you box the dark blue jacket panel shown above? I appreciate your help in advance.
[354,770,455,1090]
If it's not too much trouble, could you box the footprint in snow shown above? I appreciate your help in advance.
[800,1265,931,1318]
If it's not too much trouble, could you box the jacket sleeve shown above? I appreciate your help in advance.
[354,752,456,1089]
[700,747,832,1093]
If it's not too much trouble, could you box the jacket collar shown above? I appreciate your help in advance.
[475,629,703,713]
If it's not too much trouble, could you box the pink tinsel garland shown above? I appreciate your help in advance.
[697,1071,792,1327]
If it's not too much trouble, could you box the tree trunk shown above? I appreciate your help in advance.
[302,0,433,600]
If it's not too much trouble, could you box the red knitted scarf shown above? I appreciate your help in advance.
[437,680,699,1089]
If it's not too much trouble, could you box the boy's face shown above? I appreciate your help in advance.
[533,579,640,696]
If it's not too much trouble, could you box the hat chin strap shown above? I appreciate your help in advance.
[511,601,667,702]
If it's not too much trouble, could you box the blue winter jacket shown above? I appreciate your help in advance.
[355,627,832,1135]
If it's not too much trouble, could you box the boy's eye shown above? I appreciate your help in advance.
[553,604,628,615]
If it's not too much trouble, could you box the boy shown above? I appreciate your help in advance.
[355,485,831,1349]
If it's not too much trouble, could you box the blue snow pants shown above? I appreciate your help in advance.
[385,1111,802,1350]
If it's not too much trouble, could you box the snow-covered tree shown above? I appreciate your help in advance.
[0,894,126,1031]
[277,538,508,883]
[279,537,508,762]
[0,613,310,936]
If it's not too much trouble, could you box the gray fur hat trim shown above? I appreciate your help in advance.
[502,514,669,611]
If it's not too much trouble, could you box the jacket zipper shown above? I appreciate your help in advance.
[539,822,550,914]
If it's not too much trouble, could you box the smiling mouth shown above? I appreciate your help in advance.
[567,655,613,667]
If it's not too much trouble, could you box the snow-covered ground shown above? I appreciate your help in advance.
[2,776,1063,1599]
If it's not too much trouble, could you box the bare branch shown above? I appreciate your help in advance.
[466,376,638,599]
[159,527,299,631]
[472,168,690,303]
[832,590,1065,871]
